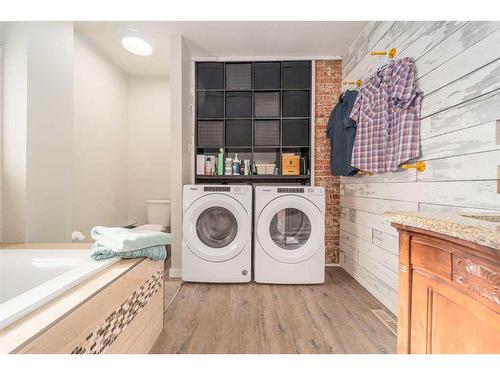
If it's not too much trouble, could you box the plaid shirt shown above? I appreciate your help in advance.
[349,57,423,173]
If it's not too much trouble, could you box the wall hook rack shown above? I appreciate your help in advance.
[400,161,426,172]
[370,48,397,59]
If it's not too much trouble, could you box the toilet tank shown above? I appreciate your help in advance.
[146,200,171,227]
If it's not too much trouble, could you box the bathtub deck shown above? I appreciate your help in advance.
[150,267,396,354]
[0,243,144,353]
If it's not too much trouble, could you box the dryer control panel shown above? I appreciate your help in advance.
[277,187,304,193]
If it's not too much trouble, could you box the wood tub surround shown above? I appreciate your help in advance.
[385,212,500,354]
[0,244,164,354]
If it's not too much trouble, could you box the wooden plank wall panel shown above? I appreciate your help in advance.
[340,21,500,315]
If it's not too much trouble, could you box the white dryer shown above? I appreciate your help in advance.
[254,186,325,284]
[182,184,252,283]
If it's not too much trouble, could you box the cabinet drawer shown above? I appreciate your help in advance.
[411,236,452,280]
[453,253,500,312]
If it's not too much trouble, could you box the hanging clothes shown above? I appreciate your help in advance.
[326,89,359,176]
[349,57,423,173]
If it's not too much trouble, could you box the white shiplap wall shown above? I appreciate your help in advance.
[340,21,500,314]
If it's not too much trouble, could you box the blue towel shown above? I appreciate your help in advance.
[90,226,173,253]
[91,244,167,261]
[90,225,173,261]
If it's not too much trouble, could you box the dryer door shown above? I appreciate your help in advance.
[183,193,250,262]
[257,195,324,264]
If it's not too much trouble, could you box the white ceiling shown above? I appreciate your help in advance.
[75,21,366,77]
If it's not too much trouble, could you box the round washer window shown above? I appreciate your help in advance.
[196,207,238,248]
[269,208,311,250]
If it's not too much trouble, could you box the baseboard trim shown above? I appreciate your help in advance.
[325,263,341,267]
[169,268,182,278]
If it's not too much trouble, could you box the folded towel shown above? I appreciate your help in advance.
[90,226,173,253]
[91,244,167,261]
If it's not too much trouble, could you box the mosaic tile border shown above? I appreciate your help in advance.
[71,269,163,354]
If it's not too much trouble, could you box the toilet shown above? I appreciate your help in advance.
[134,199,171,232]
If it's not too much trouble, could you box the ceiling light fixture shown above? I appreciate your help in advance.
[121,35,153,56]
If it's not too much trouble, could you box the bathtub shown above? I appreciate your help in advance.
[0,249,119,330]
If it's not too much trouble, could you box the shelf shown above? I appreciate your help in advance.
[196,145,302,149]
[195,60,312,184]
[195,174,310,180]
[196,88,311,92]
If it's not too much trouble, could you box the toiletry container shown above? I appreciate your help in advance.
[232,154,241,175]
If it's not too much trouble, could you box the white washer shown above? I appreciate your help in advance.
[254,186,325,284]
[182,184,252,283]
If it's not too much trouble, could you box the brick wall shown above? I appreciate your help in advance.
[314,60,342,264]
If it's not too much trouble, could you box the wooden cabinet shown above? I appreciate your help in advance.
[394,225,500,354]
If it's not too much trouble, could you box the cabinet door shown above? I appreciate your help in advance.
[410,270,500,354]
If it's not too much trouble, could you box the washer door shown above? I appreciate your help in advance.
[183,194,250,262]
[257,195,324,264]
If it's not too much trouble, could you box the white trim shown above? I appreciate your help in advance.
[192,55,342,62]
[310,60,316,186]
[169,268,182,278]
[189,60,196,185]
[326,263,342,267]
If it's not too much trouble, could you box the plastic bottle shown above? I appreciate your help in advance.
[232,154,241,175]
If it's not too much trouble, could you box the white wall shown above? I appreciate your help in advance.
[0,39,3,241]
[340,21,500,314]
[73,32,129,237]
[25,22,74,242]
[1,23,28,243]
[169,34,193,277]
[127,76,170,225]
[1,22,74,243]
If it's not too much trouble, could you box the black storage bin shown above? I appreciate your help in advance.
[282,119,309,146]
[254,120,280,146]
[197,121,224,147]
[197,91,224,118]
[226,63,252,90]
[254,91,280,117]
[282,90,309,117]
[282,61,311,89]
[254,62,281,89]
[197,62,224,90]
[226,120,252,146]
[226,92,252,118]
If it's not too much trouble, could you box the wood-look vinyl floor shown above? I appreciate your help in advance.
[150,267,396,354]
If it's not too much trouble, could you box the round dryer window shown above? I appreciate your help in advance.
[256,195,324,264]
[196,207,238,248]
[269,208,311,250]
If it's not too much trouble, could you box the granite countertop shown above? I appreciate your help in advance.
[384,211,500,250]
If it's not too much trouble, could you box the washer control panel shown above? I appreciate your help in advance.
[204,186,231,192]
